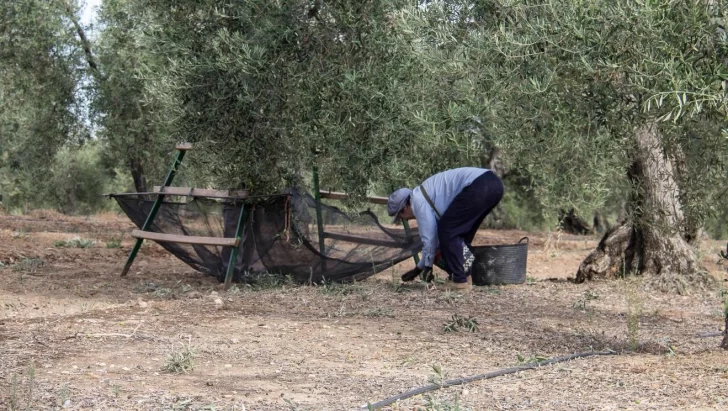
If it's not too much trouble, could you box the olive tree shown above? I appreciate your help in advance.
[459,0,728,288]
[135,0,481,196]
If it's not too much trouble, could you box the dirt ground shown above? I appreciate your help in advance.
[1,210,727,410]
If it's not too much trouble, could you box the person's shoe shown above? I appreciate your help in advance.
[440,280,472,293]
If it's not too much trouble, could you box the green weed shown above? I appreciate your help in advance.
[54,236,95,248]
[443,314,479,333]
[163,341,197,374]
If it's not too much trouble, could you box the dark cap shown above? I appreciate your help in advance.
[387,187,412,224]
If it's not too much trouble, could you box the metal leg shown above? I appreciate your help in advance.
[224,203,247,290]
[121,149,187,277]
[312,165,327,273]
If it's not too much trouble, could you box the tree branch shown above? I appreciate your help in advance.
[61,0,101,77]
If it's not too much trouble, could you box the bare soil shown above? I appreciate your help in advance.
[1,212,727,410]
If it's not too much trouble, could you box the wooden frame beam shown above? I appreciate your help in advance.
[152,186,249,199]
[319,190,388,205]
[131,229,239,247]
[323,232,409,248]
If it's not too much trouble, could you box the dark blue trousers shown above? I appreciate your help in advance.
[437,171,504,283]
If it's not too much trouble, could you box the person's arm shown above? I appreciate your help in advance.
[411,193,439,269]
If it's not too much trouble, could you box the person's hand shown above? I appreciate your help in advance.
[401,267,422,282]
[401,266,434,282]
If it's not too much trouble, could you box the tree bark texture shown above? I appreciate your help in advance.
[576,122,700,283]
[129,157,148,194]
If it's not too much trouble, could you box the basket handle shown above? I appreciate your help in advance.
[518,237,529,244]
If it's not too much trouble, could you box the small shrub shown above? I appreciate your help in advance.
[8,362,35,411]
[441,290,463,305]
[516,353,548,364]
[57,383,69,408]
[625,285,642,351]
[363,308,394,318]
[54,236,95,248]
[247,272,287,290]
[573,289,600,311]
[105,237,122,248]
[11,258,45,273]
[318,281,358,296]
[422,394,466,411]
[443,314,479,333]
[163,342,196,374]
[427,364,445,386]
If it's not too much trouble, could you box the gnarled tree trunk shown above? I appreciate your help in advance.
[576,122,702,288]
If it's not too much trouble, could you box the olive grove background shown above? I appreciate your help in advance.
[2,0,727,282]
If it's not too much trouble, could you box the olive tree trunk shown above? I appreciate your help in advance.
[576,122,702,287]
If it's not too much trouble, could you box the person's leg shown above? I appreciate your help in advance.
[464,172,504,246]
[438,171,504,283]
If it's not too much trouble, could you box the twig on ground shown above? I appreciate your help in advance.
[63,332,79,341]
[32,334,50,347]
[697,332,723,338]
[360,350,617,410]
[65,323,163,341]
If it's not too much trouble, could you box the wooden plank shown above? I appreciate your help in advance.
[319,190,388,205]
[323,232,409,248]
[131,229,239,247]
[152,186,249,199]
[175,143,193,150]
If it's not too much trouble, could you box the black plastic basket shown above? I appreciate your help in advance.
[471,237,528,286]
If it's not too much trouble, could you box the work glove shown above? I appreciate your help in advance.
[401,267,422,282]
[401,266,434,283]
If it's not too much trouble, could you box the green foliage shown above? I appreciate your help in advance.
[92,0,171,192]
[573,289,600,311]
[2,0,727,255]
[443,314,479,333]
[626,284,642,351]
[11,258,45,273]
[53,236,96,249]
[1,141,129,214]
[0,0,89,209]
[163,341,196,374]
[57,383,69,408]
[8,362,35,411]
[106,236,122,248]
[516,353,548,365]
[489,176,548,231]
[47,143,111,214]
[461,0,728,227]
[422,394,466,411]
[136,1,482,195]
[363,307,394,318]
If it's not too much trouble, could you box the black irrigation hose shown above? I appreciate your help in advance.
[697,332,724,338]
[360,350,617,410]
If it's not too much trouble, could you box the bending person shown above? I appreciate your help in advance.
[387,167,504,292]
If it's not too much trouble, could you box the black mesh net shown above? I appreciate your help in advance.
[111,189,422,283]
